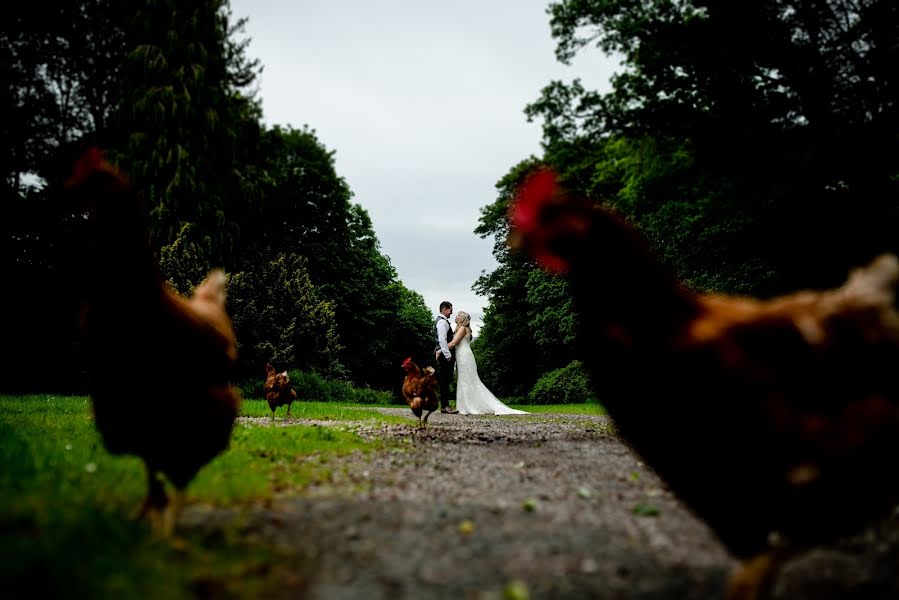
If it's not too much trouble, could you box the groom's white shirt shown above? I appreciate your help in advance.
[437,316,452,359]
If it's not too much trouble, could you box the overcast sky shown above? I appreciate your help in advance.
[229,0,617,333]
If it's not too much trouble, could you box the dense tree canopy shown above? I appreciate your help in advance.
[225,124,433,389]
[10,0,895,398]
[228,252,341,377]
[2,1,129,190]
[119,0,265,268]
[474,0,899,396]
[1,0,434,393]
[472,160,579,397]
[532,0,899,292]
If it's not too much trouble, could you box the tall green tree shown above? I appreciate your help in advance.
[476,0,899,395]
[473,160,556,396]
[227,252,341,377]
[119,0,261,268]
[2,0,129,191]
[1,0,441,395]
[387,283,435,372]
[1,0,131,392]
[232,125,433,388]
[530,0,899,294]
[239,126,356,270]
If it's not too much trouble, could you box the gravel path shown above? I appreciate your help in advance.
[180,409,899,599]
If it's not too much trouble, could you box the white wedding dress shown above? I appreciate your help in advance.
[455,336,528,415]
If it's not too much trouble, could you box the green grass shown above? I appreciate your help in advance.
[243,397,606,418]
[0,394,400,598]
[239,398,411,423]
[506,403,607,415]
[0,394,604,596]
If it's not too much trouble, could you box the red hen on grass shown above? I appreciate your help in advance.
[401,357,439,428]
[264,362,297,420]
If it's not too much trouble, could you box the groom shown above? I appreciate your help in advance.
[434,300,459,414]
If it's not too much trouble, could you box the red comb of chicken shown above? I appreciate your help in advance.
[66,147,107,188]
[510,169,558,232]
[510,168,593,274]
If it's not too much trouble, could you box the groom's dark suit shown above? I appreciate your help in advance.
[434,315,455,409]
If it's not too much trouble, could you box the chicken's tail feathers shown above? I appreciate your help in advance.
[194,269,228,308]
[826,253,899,330]
[846,254,899,297]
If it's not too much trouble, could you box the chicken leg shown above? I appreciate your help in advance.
[134,466,169,534]
[725,546,795,600]
[161,488,185,538]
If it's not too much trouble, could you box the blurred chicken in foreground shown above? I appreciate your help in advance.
[66,148,240,536]
[401,357,439,428]
[510,168,899,599]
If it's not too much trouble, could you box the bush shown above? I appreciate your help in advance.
[237,368,313,400]
[527,360,595,405]
[238,370,398,404]
[227,252,342,377]
[324,378,355,403]
[239,377,266,399]
[353,387,395,405]
[502,396,528,406]
[292,370,327,401]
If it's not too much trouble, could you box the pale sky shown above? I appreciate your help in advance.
[229,0,617,333]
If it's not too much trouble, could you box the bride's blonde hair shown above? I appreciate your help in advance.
[455,311,472,340]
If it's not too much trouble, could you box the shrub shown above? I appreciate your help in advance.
[353,387,394,405]
[324,378,355,403]
[238,370,398,404]
[227,252,342,377]
[239,377,266,399]
[527,360,595,405]
[158,223,209,296]
[291,370,327,401]
[502,396,528,407]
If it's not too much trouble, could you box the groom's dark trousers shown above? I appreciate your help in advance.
[437,352,455,409]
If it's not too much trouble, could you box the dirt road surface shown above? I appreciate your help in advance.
[180,409,899,599]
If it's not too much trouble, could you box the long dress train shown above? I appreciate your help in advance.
[454,336,527,415]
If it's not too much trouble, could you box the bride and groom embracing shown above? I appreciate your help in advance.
[434,301,527,416]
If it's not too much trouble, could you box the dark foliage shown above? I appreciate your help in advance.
[474,0,899,396]
[1,0,434,392]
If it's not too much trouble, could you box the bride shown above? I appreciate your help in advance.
[448,311,527,415]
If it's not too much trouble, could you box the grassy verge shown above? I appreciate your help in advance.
[239,398,411,423]
[0,394,605,596]
[0,394,400,598]
[242,397,606,419]
[506,403,607,415]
